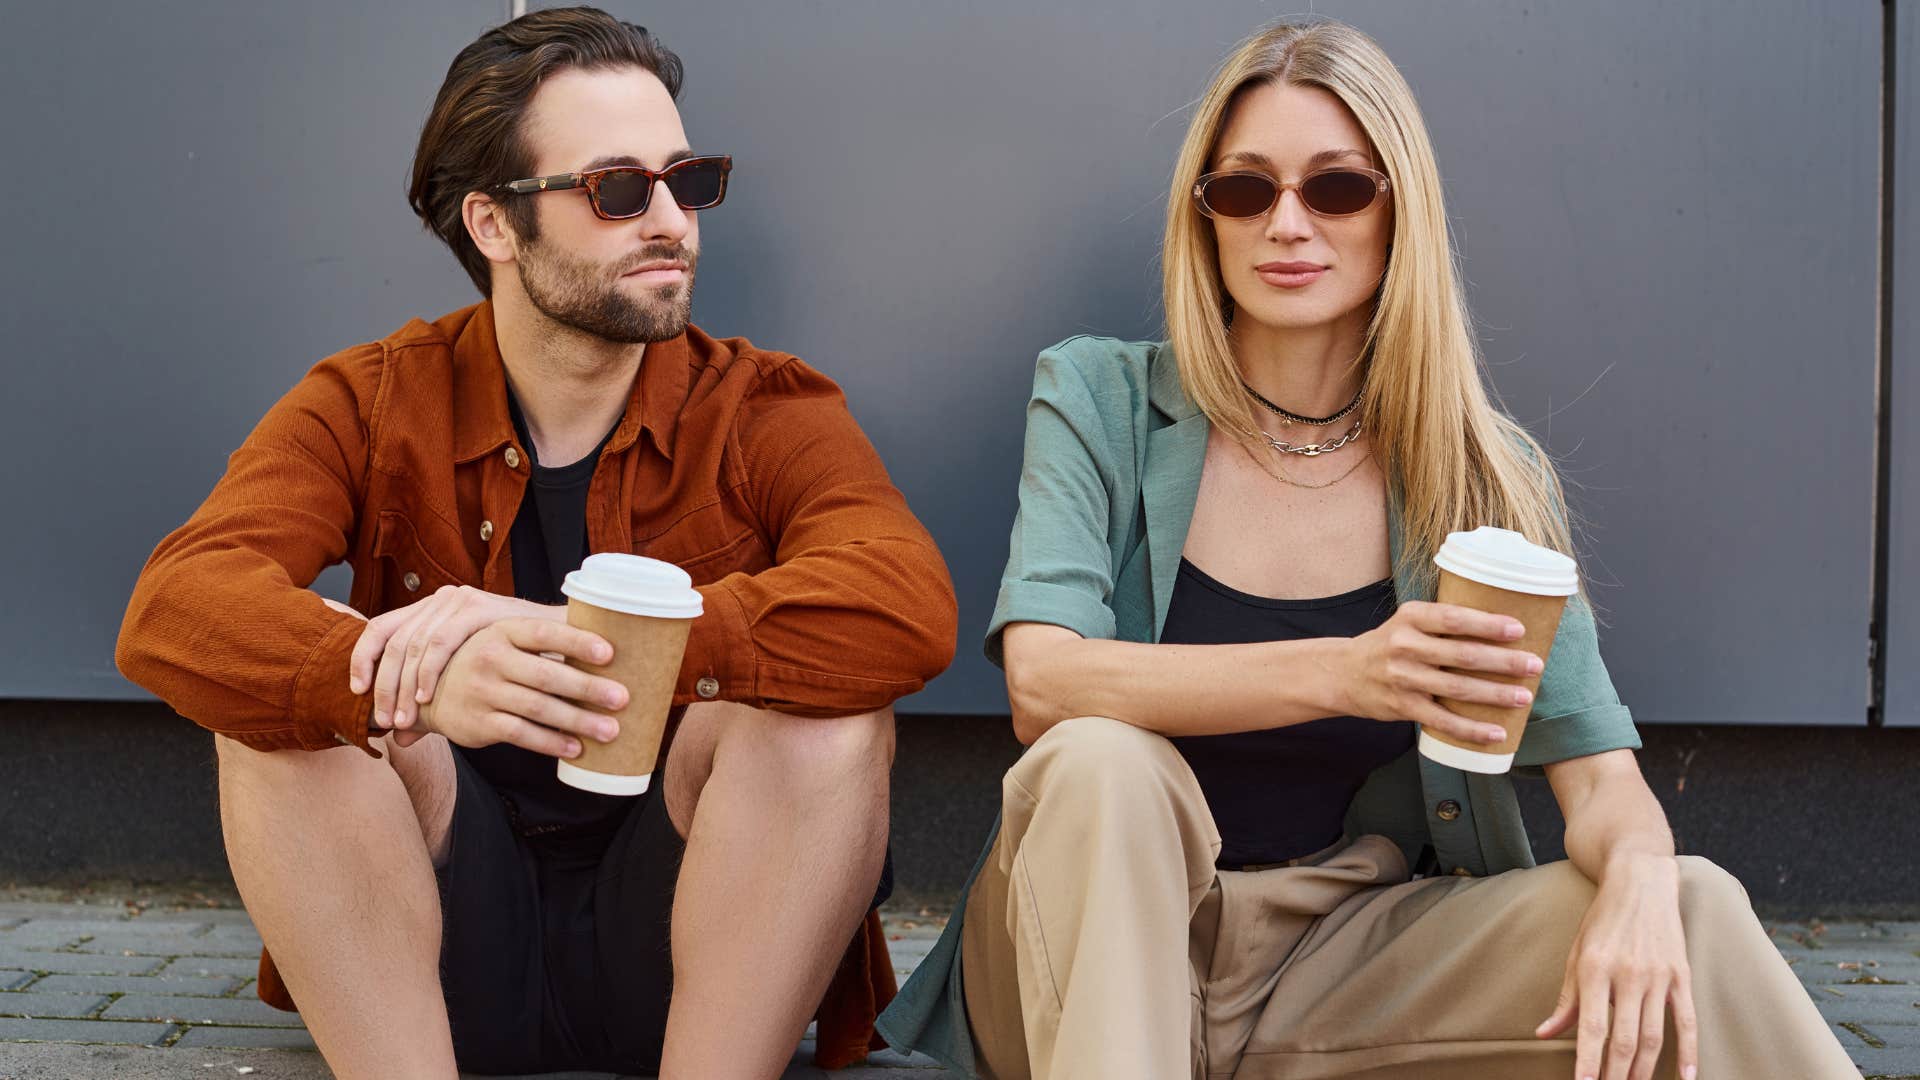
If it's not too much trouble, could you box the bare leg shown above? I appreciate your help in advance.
[657,702,894,1079]
[214,733,458,1080]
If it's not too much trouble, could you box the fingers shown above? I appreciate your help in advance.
[491,680,621,744]
[349,610,401,698]
[1535,965,1579,1040]
[1600,981,1645,1080]
[499,648,629,716]
[373,607,428,730]
[497,617,614,668]
[1414,635,1544,680]
[395,602,461,728]
[487,711,583,759]
[1406,696,1508,746]
[1403,663,1536,712]
[1401,600,1525,643]
[1669,976,1699,1080]
[1625,987,1666,1080]
[1573,965,1611,1080]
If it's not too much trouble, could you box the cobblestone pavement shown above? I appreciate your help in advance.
[0,898,1912,1078]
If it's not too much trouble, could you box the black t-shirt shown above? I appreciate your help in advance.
[455,387,624,848]
[1161,558,1414,870]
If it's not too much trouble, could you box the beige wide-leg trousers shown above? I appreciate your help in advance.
[960,716,1858,1080]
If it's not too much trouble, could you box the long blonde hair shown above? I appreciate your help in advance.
[1163,19,1584,600]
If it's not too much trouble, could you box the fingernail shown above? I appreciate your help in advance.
[566,740,581,757]
[596,645,612,662]
[1507,622,1524,639]
[601,723,618,741]
[1526,657,1543,675]
[1485,727,1506,743]
[394,710,407,729]
[374,709,386,727]
[1683,1068,1696,1080]
[1512,688,1532,706]
[415,689,427,703]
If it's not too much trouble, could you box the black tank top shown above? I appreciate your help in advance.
[1161,558,1413,869]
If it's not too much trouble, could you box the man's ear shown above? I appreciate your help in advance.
[463,191,519,266]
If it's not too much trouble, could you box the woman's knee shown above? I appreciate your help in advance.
[1676,855,1752,923]
[1008,715,1191,805]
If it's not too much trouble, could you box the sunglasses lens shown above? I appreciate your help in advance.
[1199,174,1278,218]
[1300,170,1380,216]
[664,159,727,210]
[594,170,654,218]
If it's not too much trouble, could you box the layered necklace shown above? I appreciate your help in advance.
[1238,378,1370,489]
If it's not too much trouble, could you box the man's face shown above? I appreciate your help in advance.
[508,66,700,344]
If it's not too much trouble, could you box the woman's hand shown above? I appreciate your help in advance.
[347,585,579,734]
[1337,600,1543,746]
[1535,852,1699,1080]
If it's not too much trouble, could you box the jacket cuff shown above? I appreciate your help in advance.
[984,579,1119,667]
[291,617,378,754]
[1512,703,1641,770]
[678,582,758,707]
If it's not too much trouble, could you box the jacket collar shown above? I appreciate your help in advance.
[449,300,691,464]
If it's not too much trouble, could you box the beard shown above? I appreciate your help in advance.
[517,237,698,345]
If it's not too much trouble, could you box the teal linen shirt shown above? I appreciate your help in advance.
[875,336,1641,1076]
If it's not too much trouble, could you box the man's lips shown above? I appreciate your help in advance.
[622,260,688,284]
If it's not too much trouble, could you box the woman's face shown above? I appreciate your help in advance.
[1207,82,1391,336]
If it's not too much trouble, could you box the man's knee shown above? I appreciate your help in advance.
[757,705,895,784]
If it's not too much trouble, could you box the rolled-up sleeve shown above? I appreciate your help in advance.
[680,358,958,717]
[1512,592,1641,769]
[984,346,1122,666]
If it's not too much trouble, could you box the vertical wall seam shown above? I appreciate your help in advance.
[1870,0,1897,725]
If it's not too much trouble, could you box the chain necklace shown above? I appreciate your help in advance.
[1244,417,1363,457]
[1241,418,1370,489]
[1240,379,1364,426]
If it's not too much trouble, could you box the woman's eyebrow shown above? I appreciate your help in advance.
[1217,147,1369,171]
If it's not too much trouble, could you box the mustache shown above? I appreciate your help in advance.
[615,243,696,275]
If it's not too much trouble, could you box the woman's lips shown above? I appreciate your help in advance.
[1256,261,1327,289]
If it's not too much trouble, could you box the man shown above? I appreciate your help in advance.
[115,8,956,1078]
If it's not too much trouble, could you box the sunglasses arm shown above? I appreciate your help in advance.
[501,173,585,195]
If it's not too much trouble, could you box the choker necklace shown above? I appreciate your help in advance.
[1240,379,1363,426]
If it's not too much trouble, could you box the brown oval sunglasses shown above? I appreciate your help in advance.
[1193,166,1390,220]
[499,155,733,220]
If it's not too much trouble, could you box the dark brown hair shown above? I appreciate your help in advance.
[408,6,684,295]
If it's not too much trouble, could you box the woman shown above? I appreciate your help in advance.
[877,18,1856,1080]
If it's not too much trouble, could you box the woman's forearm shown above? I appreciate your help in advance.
[1003,624,1353,743]
[1556,758,1677,885]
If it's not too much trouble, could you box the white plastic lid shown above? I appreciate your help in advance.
[1432,526,1577,597]
[561,553,704,619]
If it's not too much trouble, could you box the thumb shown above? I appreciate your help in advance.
[1535,968,1578,1038]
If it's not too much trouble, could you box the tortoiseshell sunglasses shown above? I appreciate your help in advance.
[499,155,732,220]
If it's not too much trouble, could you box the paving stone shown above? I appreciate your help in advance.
[187,926,264,956]
[0,948,167,976]
[0,904,142,923]
[62,931,219,958]
[0,971,32,991]
[0,1016,175,1045]
[169,1024,318,1050]
[102,994,301,1027]
[0,992,109,1019]
[155,956,258,979]
[0,924,95,950]
[27,972,243,997]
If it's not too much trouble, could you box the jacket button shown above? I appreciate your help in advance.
[695,676,720,699]
[504,447,521,469]
[1435,799,1461,822]
[1451,866,1476,877]
[403,572,421,592]
[480,520,494,541]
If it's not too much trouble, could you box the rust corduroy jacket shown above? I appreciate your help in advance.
[116,301,958,1067]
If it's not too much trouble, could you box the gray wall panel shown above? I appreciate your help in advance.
[1889,0,1919,726]
[2,2,1882,727]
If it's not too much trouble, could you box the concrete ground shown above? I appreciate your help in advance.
[0,894,1914,1079]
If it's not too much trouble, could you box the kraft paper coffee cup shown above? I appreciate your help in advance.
[1417,526,1577,775]
[554,554,703,795]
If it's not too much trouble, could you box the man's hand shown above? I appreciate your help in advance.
[399,617,631,758]
[1535,852,1698,1080]
[348,585,570,732]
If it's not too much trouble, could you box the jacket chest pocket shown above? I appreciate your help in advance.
[371,511,469,613]
[633,500,767,582]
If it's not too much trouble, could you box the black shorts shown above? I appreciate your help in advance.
[436,748,680,1075]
